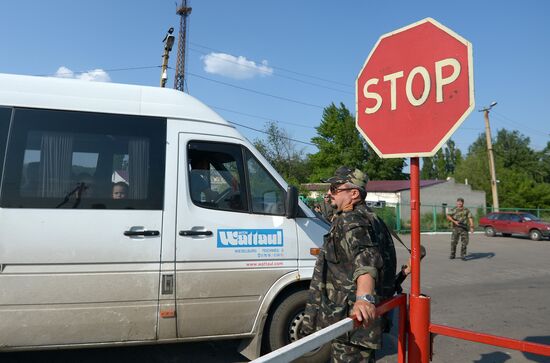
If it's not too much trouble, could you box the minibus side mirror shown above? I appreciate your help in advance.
[285,186,299,219]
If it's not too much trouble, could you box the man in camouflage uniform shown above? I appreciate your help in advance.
[301,166,396,363]
[446,197,475,260]
[321,193,335,222]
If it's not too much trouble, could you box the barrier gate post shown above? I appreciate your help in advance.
[408,157,431,363]
[354,18,474,363]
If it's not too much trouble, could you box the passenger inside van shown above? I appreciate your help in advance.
[189,155,218,205]
[112,182,128,199]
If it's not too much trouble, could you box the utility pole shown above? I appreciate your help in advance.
[479,102,499,211]
[174,0,192,92]
[160,27,175,88]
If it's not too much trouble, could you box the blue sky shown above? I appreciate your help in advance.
[1,1,549,165]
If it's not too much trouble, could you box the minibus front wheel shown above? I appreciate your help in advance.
[266,289,331,363]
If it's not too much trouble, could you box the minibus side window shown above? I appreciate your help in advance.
[0,107,12,187]
[188,141,248,212]
[1,108,166,209]
[245,150,285,216]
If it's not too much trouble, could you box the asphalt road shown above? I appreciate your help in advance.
[2,233,550,363]
[378,232,550,363]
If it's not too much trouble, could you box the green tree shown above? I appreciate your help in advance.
[455,132,499,206]
[421,157,435,179]
[444,139,463,174]
[434,149,447,178]
[308,103,368,182]
[364,152,408,180]
[253,121,310,186]
[309,103,406,182]
[421,139,462,179]
[493,129,539,179]
[455,129,550,209]
[539,141,550,183]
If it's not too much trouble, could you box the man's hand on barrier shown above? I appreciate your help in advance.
[350,300,376,327]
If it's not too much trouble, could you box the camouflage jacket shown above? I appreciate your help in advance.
[448,207,472,229]
[301,202,392,349]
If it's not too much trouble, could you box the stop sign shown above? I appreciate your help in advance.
[356,18,474,158]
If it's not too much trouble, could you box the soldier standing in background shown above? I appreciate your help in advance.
[321,193,335,222]
[446,197,474,260]
[301,166,396,363]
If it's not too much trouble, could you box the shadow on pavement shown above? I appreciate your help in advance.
[463,252,495,261]
[522,336,550,363]
[472,351,511,362]
[0,340,246,363]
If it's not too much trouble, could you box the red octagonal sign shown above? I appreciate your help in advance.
[356,18,474,158]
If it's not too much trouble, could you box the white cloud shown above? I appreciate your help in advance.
[202,53,273,80]
[54,66,74,78]
[76,69,111,82]
[53,66,111,82]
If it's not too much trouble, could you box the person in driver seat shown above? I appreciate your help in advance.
[189,154,219,205]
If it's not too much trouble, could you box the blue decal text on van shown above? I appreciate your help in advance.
[217,229,284,248]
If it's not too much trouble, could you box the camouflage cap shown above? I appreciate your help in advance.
[324,166,369,189]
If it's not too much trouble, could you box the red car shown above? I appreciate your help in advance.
[479,212,550,241]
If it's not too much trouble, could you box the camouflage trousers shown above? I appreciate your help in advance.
[450,227,469,257]
[331,340,375,363]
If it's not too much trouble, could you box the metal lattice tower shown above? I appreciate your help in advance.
[174,0,192,92]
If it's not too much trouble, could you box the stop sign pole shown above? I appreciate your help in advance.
[356,18,474,363]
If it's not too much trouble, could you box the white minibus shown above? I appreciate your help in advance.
[0,73,330,361]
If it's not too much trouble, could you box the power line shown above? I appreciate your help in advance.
[37,63,322,132]
[456,126,484,131]
[36,65,162,77]
[486,113,548,150]
[190,42,550,152]
[210,105,315,129]
[491,111,548,136]
[185,71,325,109]
[228,120,316,146]
[190,41,352,88]
[44,64,327,111]
[189,47,353,95]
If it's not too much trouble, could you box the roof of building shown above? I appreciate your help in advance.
[302,179,447,193]
[302,183,330,191]
[366,180,446,192]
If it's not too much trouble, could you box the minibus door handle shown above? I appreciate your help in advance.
[124,230,160,237]
[179,230,213,237]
